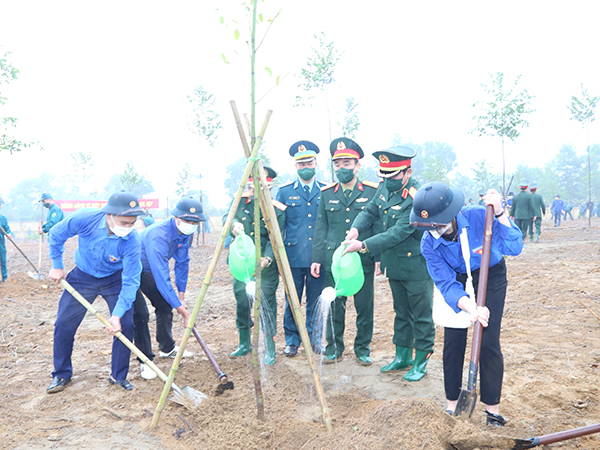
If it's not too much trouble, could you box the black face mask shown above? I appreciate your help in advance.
[43,202,51,208]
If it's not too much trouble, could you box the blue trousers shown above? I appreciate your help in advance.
[283,267,325,347]
[53,266,133,381]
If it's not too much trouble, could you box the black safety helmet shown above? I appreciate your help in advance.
[171,197,204,222]
[101,191,146,216]
[410,181,465,230]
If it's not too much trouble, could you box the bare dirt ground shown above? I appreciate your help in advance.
[1,216,599,449]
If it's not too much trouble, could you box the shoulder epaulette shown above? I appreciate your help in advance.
[321,182,337,191]
[408,186,418,199]
[362,180,379,189]
[278,181,293,189]
[272,199,287,211]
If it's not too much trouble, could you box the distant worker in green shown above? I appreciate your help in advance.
[38,193,65,235]
[0,197,15,282]
[509,182,535,238]
[528,184,545,242]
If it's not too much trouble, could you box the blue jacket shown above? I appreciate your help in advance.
[49,209,142,318]
[420,206,523,313]
[140,217,190,309]
[276,178,326,268]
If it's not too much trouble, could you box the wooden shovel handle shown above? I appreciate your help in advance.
[467,205,494,388]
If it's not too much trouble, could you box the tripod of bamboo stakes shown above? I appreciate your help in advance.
[150,104,332,432]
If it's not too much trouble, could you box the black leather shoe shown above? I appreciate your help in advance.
[284,345,298,357]
[46,376,71,394]
[312,344,326,355]
[485,410,508,427]
[109,375,133,391]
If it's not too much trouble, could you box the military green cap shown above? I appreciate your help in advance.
[330,137,364,160]
[372,146,416,178]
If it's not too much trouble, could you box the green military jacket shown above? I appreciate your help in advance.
[42,203,64,233]
[312,179,379,274]
[351,177,429,282]
[510,190,535,219]
[224,195,286,261]
[530,192,545,217]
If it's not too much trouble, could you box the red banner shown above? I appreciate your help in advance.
[56,199,159,212]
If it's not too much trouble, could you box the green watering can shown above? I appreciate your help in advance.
[228,230,255,284]
[322,244,365,302]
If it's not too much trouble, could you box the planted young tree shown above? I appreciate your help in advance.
[471,72,535,199]
[187,86,222,204]
[295,32,343,180]
[568,83,599,226]
[0,52,37,154]
[472,159,501,193]
[338,97,360,138]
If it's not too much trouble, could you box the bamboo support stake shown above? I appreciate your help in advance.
[230,101,333,432]
[150,110,273,429]
[251,161,265,420]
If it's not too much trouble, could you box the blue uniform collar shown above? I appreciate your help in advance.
[295,178,315,192]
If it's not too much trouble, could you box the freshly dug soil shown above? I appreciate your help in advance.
[1,216,599,449]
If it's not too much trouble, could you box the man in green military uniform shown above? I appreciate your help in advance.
[224,167,286,365]
[38,193,65,235]
[510,182,535,238]
[310,138,380,366]
[529,184,545,242]
[0,197,15,282]
[343,146,434,382]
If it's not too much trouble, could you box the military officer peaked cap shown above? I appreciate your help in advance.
[39,193,53,201]
[248,166,277,187]
[409,181,465,230]
[372,146,416,178]
[330,137,364,160]
[171,197,204,222]
[530,183,538,191]
[519,181,529,189]
[101,191,146,216]
[289,140,320,162]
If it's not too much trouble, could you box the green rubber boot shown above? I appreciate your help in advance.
[230,328,251,357]
[402,350,432,382]
[264,336,276,366]
[535,230,540,242]
[381,346,413,373]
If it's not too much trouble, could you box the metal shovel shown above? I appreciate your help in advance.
[454,204,494,420]
[59,279,206,407]
[0,225,43,279]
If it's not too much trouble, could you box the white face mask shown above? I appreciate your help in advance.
[429,223,452,240]
[109,215,135,237]
[177,221,198,235]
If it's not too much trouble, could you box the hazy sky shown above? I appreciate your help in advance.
[1,1,599,206]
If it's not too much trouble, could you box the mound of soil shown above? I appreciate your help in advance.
[1,217,599,449]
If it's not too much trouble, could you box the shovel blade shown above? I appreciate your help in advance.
[169,385,207,408]
[27,271,43,280]
[453,388,477,420]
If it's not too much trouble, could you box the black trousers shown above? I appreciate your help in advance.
[443,258,507,406]
[133,270,177,361]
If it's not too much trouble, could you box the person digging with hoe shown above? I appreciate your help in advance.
[133,197,204,380]
[410,183,523,426]
[46,192,145,393]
